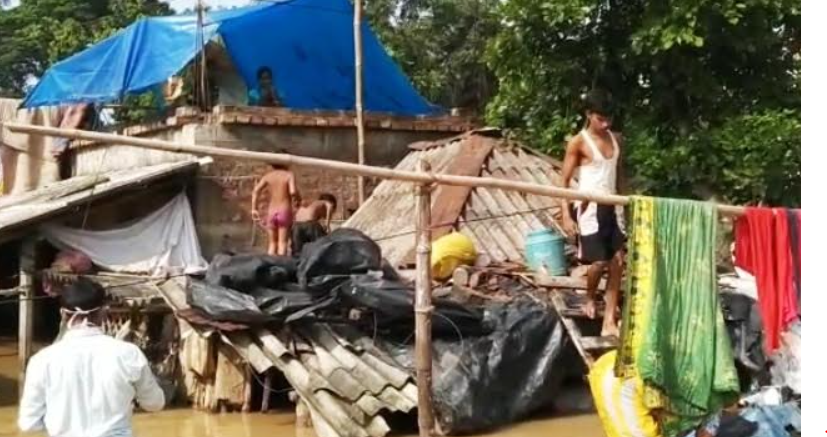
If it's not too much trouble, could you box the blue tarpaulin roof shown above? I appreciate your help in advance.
[22,0,439,115]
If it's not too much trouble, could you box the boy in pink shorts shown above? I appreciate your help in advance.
[251,160,297,256]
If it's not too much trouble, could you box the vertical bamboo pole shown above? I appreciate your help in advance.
[354,0,367,205]
[414,160,434,437]
[195,0,209,111]
[18,238,35,395]
[261,370,272,412]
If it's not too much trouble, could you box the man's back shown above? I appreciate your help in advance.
[18,327,164,437]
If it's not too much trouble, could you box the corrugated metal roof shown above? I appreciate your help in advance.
[344,131,568,266]
[158,278,417,437]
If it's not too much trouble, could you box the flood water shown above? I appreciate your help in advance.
[0,339,605,437]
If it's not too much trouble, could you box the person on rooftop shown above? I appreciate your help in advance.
[292,193,338,256]
[248,66,283,107]
[560,88,626,338]
[251,157,298,256]
[18,277,165,436]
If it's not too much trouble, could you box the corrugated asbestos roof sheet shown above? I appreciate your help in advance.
[0,159,205,243]
[158,278,417,437]
[344,131,568,267]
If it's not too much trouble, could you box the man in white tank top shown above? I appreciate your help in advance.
[560,89,625,338]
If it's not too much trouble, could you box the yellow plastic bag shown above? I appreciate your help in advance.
[431,232,477,280]
[588,351,661,437]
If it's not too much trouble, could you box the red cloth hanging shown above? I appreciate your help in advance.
[795,209,801,294]
[734,207,800,353]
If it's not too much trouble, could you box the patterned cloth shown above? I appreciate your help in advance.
[616,197,739,437]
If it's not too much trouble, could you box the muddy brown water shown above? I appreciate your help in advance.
[0,339,604,437]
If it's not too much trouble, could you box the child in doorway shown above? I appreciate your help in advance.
[292,193,337,256]
[251,159,297,256]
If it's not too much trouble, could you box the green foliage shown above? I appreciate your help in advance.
[704,109,800,206]
[485,0,800,206]
[0,0,172,97]
[0,0,800,207]
[366,0,499,111]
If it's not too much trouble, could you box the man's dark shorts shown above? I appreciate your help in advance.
[570,203,625,263]
[292,221,327,257]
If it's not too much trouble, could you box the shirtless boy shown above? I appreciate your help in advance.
[292,193,337,255]
[560,89,626,337]
[251,161,297,256]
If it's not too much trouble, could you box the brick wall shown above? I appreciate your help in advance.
[194,159,381,255]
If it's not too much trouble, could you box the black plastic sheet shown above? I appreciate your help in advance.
[720,292,769,388]
[297,229,382,286]
[338,273,489,338]
[188,279,270,324]
[206,253,297,292]
[380,298,568,434]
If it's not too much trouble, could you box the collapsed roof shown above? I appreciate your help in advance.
[344,130,570,267]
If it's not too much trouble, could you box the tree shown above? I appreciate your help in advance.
[365,0,499,112]
[0,0,172,97]
[486,0,800,206]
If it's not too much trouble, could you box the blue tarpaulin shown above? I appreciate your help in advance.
[22,0,439,115]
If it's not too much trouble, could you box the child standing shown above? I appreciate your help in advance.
[251,161,297,256]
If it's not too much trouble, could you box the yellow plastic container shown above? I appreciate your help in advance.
[431,232,477,280]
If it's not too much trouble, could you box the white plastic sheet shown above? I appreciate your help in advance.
[41,192,207,275]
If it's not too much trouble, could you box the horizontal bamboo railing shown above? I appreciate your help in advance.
[3,122,746,216]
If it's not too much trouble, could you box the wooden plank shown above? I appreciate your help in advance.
[559,306,605,319]
[400,139,495,265]
[550,292,595,368]
[580,336,618,351]
[427,136,495,239]
[532,273,606,291]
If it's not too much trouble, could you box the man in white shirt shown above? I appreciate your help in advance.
[560,89,626,338]
[18,277,165,437]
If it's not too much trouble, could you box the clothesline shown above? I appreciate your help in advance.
[4,122,748,216]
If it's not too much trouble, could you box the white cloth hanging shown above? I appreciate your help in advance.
[41,192,207,276]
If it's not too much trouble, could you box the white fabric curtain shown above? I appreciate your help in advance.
[41,192,207,275]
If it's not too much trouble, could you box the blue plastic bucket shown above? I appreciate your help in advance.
[525,228,567,275]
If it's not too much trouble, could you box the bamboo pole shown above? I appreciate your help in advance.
[414,160,434,437]
[2,123,747,216]
[353,0,367,205]
[18,238,35,396]
[194,0,210,111]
